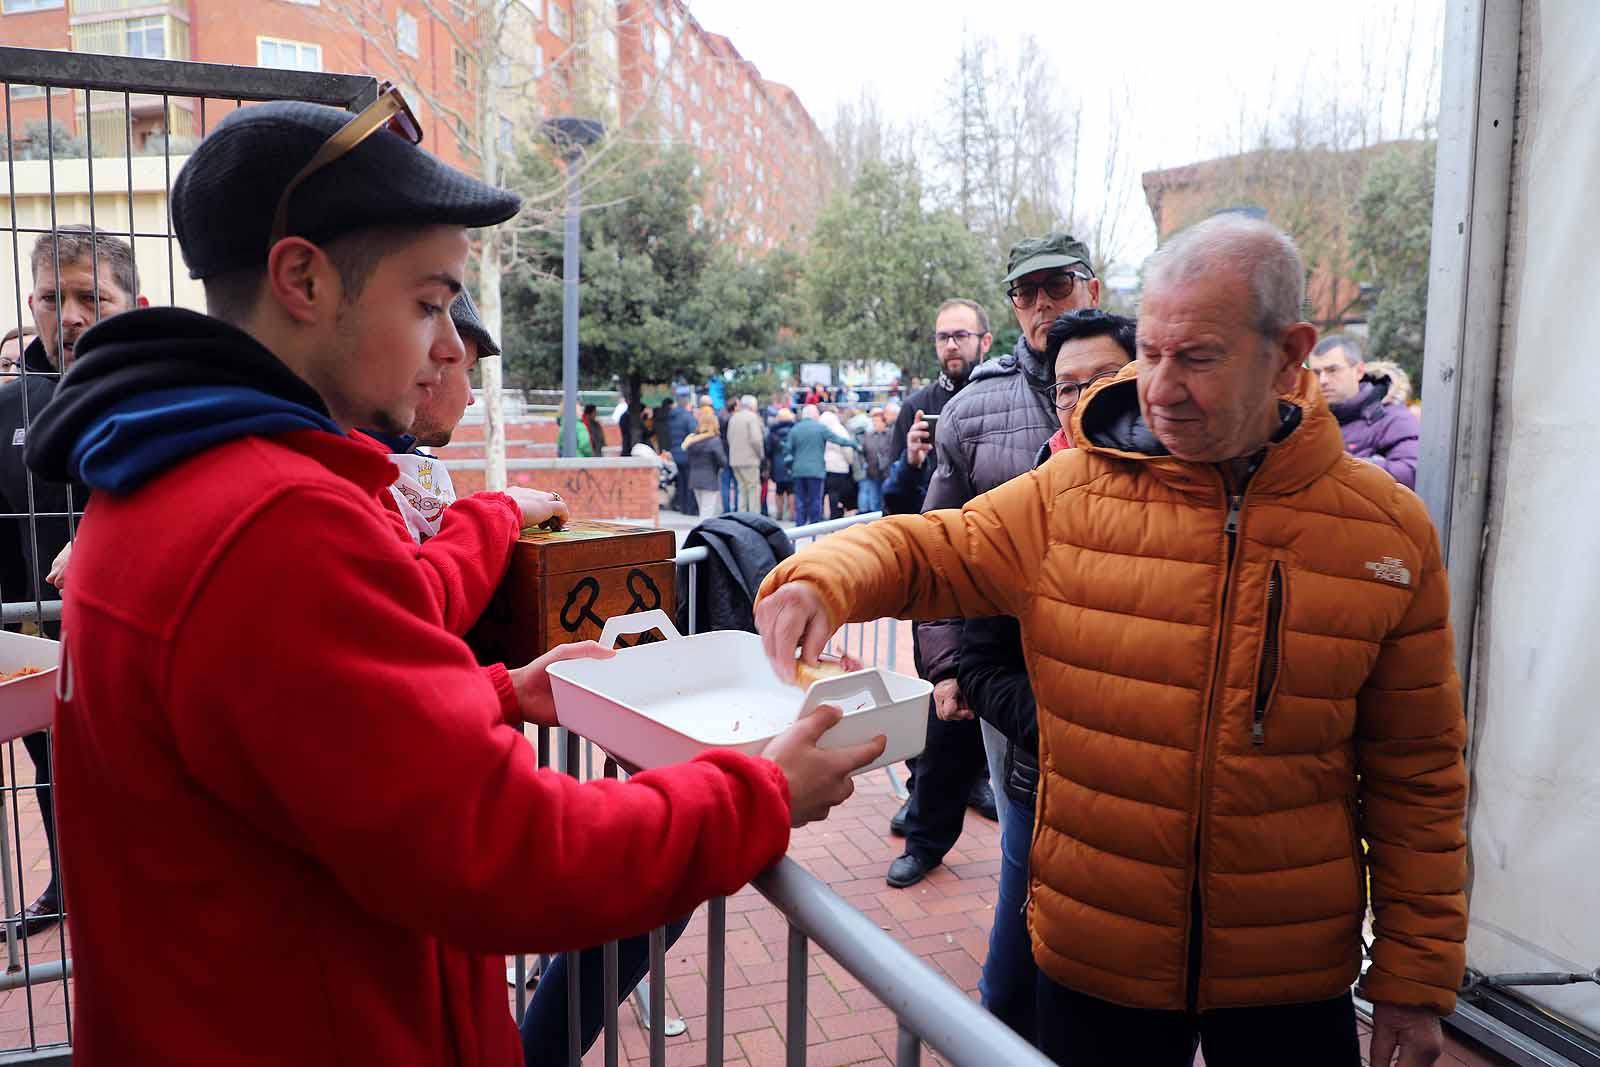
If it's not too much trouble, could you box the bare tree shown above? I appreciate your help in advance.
[930,33,1076,262]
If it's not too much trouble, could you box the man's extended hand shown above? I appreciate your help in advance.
[506,487,570,530]
[756,581,834,683]
[46,541,72,590]
[509,640,615,727]
[905,410,932,469]
[1368,1001,1444,1067]
[933,679,971,721]
[762,702,887,827]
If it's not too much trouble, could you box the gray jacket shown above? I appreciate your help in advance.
[915,336,1058,684]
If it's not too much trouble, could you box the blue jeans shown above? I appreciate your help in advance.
[719,465,734,512]
[980,791,1038,1044]
[520,914,692,1067]
[794,477,824,526]
[856,477,883,513]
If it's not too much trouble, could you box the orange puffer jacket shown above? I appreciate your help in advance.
[757,368,1467,1014]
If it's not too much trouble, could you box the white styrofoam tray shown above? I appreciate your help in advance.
[546,610,929,774]
[0,629,60,742]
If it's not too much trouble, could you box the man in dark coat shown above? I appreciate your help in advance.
[1307,334,1420,489]
[882,297,999,888]
[0,224,147,941]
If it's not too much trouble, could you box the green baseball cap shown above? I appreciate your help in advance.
[1003,232,1094,284]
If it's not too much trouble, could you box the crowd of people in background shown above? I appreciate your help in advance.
[616,387,907,523]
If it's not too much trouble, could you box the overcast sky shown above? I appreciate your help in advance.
[688,0,1445,270]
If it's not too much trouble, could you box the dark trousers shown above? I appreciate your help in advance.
[20,731,59,906]
[901,700,985,865]
[794,477,824,526]
[824,472,853,519]
[671,452,695,514]
[520,914,692,1067]
[1035,980,1360,1067]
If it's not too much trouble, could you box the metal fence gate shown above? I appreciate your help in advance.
[0,45,378,1063]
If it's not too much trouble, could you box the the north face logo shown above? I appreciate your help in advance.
[1365,557,1412,586]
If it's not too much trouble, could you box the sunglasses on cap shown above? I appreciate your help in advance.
[267,82,423,252]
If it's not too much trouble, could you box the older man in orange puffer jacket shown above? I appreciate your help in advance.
[756,215,1466,1067]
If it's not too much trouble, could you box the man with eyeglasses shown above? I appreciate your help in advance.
[880,297,997,889]
[22,94,882,1065]
[884,233,1102,891]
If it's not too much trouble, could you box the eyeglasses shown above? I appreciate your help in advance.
[1046,368,1120,411]
[268,82,423,251]
[932,330,984,347]
[1008,271,1091,310]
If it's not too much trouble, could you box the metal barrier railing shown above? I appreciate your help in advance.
[514,511,1049,1067]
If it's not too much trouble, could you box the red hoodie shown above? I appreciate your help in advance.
[56,429,790,1065]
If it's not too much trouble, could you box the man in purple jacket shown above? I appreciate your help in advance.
[1307,334,1420,489]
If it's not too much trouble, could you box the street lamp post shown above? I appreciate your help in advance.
[543,117,605,459]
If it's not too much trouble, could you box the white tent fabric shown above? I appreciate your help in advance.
[1464,0,1600,1038]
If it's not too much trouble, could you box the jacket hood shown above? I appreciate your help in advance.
[24,307,342,493]
[969,334,1052,389]
[1073,364,1341,496]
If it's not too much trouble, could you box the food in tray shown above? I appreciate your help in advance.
[0,666,45,684]
[791,660,850,689]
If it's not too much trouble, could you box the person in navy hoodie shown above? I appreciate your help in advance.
[23,94,883,1066]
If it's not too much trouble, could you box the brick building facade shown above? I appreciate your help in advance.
[2,0,828,251]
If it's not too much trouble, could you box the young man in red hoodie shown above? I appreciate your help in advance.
[24,93,882,1065]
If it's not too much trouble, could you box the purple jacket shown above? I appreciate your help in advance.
[1329,373,1420,489]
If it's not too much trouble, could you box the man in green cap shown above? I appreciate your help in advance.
[895,232,1100,884]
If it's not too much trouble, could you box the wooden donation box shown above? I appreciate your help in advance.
[467,520,678,666]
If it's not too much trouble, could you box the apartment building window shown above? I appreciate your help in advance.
[743,149,751,172]
[454,114,471,151]
[755,161,764,181]
[548,2,568,38]
[454,47,470,88]
[258,37,322,72]
[653,25,669,60]
[125,15,166,58]
[531,46,543,77]
[3,0,64,12]
[672,101,683,130]
[689,119,701,147]
[397,11,419,57]
[712,65,722,89]
[754,195,763,214]
[499,114,514,153]
[669,62,683,89]
[688,34,698,61]
[754,125,762,146]
[742,115,751,136]
[742,79,751,101]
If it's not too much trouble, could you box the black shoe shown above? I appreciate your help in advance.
[0,894,61,943]
[889,798,910,838]
[968,779,999,822]
[886,852,937,888]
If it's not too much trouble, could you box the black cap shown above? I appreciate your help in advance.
[450,288,500,358]
[171,100,521,279]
